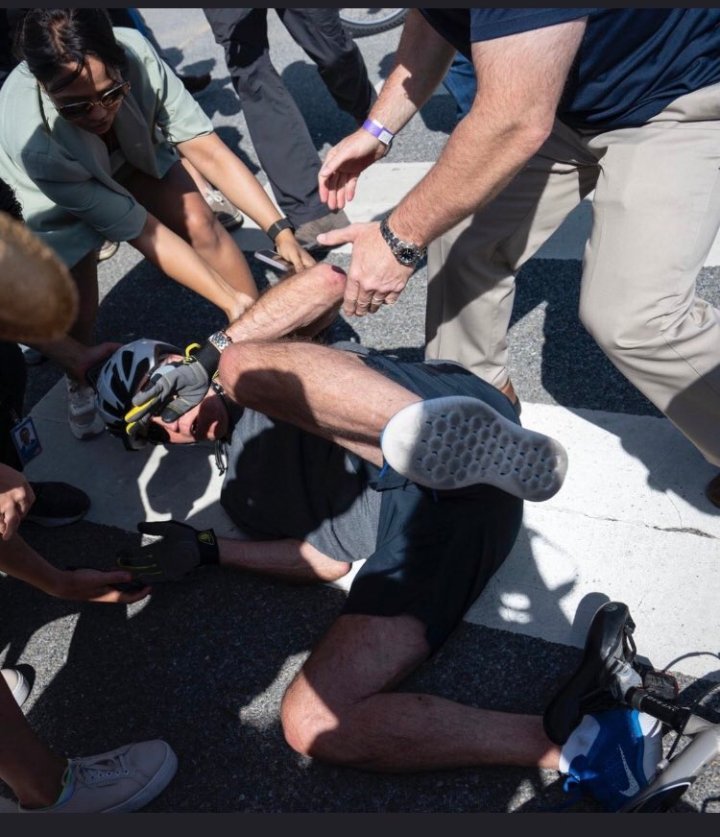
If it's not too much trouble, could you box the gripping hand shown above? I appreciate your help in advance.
[116,520,220,585]
[126,340,222,426]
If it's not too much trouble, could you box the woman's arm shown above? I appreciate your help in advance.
[130,211,255,321]
[176,132,315,270]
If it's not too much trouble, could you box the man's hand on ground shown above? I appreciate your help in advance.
[115,520,220,585]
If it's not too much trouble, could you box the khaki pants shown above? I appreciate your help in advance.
[426,83,720,465]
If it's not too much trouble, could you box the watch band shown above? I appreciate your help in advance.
[207,330,233,354]
[362,118,394,147]
[265,217,295,242]
[379,214,426,268]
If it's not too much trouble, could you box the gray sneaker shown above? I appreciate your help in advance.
[1,668,31,707]
[294,210,350,252]
[97,240,119,262]
[66,376,105,440]
[381,395,568,502]
[19,740,178,813]
[204,188,244,231]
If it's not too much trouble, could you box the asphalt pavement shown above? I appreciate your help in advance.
[2,9,720,815]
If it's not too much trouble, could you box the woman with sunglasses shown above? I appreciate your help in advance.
[0,9,315,441]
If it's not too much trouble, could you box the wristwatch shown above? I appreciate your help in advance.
[207,330,233,354]
[379,214,426,268]
[265,217,295,243]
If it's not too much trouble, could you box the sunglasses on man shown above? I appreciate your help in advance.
[54,80,131,121]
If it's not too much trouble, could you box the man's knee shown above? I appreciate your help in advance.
[280,676,365,766]
[280,677,340,761]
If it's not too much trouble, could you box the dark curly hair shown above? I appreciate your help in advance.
[0,177,23,222]
[13,9,128,93]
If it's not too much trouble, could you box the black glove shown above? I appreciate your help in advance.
[116,520,220,585]
[125,341,221,425]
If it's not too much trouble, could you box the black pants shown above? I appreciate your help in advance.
[0,342,27,470]
[203,8,376,226]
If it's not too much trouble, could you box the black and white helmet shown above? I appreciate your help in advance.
[94,339,181,430]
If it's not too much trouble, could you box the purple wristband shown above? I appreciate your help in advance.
[362,118,394,147]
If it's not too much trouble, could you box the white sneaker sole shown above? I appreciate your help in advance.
[381,395,568,502]
[1,668,30,707]
[68,412,105,441]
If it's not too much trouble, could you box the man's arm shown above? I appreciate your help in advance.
[318,19,587,317]
[319,10,455,211]
[127,263,347,423]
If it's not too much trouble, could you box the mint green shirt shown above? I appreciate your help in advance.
[0,28,214,267]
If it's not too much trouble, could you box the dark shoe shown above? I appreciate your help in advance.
[498,377,522,416]
[204,189,244,231]
[179,72,211,95]
[706,473,720,508]
[294,210,350,252]
[26,482,90,527]
[18,343,45,366]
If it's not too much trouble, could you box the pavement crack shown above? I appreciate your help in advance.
[563,509,717,540]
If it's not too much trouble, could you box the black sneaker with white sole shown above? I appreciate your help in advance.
[25,482,90,527]
[381,395,568,502]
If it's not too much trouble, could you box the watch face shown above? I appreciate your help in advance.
[399,248,416,266]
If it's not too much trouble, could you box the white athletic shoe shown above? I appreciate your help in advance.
[381,395,568,501]
[19,740,178,813]
[66,376,105,440]
[1,668,31,707]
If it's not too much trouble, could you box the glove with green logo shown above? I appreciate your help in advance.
[116,520,220,585]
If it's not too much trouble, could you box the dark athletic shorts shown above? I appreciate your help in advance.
[221,344,523,651]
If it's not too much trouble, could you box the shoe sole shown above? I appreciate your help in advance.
[68,414,105,441]
[105,744,178,813]
[25,512,87,528]
[381,395,568,502]
[1,669,30,707]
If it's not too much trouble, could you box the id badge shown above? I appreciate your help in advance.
[11,416,42,466]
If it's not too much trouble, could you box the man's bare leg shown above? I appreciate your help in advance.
[219,340,420,468]
[281,613,560,772]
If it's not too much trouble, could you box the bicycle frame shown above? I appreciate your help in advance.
[622,720,720,812]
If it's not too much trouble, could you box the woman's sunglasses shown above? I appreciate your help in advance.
[55,80,131,121]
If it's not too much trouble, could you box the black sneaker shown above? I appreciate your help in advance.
[25,482,90,527]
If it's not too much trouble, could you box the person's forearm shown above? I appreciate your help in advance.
[131,213,254,320]
[0,534,64,597]
[177,133,284,232]
[223,264,345,345]
[367,10,456,134]
[390,103,547,246]
[388,21,586,246]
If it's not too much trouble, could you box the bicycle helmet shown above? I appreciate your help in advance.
[94,338,181,431]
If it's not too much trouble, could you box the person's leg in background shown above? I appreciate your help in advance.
[577,84,720,493]
[425,121,598,404]
[278,8,376,127]
[202,8,350,251]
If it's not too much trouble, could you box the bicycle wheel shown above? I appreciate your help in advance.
[339,8,408,38]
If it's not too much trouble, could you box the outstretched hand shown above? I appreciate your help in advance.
[315,222,414,317]
[318,129,388,211]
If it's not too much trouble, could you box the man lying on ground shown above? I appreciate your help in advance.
[95,262,661,811]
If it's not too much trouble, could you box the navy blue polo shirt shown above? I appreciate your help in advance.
[420,9,720,129]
